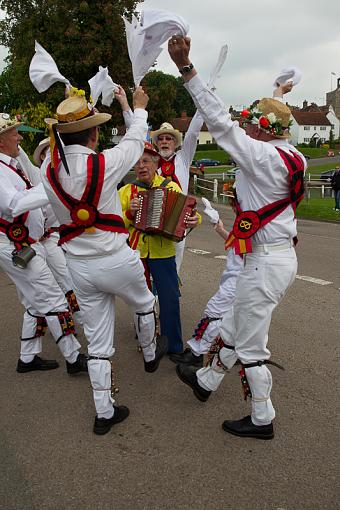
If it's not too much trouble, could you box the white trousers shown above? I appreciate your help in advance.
[0,242,81,363]
[188,250,243,355]
[41,233,83,325]
[66,243,156,419]
[197,246,298,424]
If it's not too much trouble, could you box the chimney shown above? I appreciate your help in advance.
[181,111,187,119]
[303,100,308,109]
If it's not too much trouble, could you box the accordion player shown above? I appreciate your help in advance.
[133,187,197,242]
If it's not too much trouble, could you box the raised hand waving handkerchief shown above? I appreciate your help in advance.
[273,66,302,87]
[88,66,119,107]
[29,41,71,93]
[202,197,220,224]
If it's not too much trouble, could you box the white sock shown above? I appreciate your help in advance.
[20,354,35,363]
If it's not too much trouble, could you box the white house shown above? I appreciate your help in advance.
[290,110,332,146]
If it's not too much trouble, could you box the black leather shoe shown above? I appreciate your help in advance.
[66,353,89,375]
[169,348,203,367]
[176,364,211,402]
[17,355,59,373]
[222,415,274,440]
[144,335,168,373]
[93,405,130,435]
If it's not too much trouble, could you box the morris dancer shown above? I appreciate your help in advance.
[0,113,88,375]
[115,86,203,272]
[16,139,83,324]
[119,141,200,355]
[169,196,243,367]
[40,88,167,435]
[168,36,306,440]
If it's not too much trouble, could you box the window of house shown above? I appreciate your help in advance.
[304,138,310,142]
[206,140,211,144]
[331,124,335,129]
[304,126,310,130]
[320,126,326,130]
[314,126,317,130]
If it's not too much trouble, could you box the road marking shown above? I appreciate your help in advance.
[189,250,334,287]
[296,275,332,285]
[187,248,211,255]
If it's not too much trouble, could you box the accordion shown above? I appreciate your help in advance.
[133,187,197,242]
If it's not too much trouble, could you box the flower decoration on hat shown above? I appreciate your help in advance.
[240,99,293,138]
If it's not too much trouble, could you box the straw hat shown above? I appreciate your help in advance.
[240,98,292,139]
[0,113,22,136]
[151,122,182,148]
[33,137,50,165]
[45,95,111,133]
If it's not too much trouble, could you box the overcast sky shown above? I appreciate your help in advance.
[1,0,340,109]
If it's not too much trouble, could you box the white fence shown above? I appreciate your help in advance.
[192,172,334,202]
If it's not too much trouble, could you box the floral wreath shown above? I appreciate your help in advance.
[240,106,293,137]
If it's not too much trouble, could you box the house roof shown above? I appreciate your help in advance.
[171,114,209,132]
[291,110,331,126]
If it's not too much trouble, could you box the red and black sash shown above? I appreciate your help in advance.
[159,156,181,189]
[46,153,127,244]
[225,148,305,255]
[0,160,35,248]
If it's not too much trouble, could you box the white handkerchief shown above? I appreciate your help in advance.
[88,66,119,107]
[202,197,220,224]
[140,10,189,50]
[123,14,162,86]
[123,10,189,86]
[29,41,71,93]
[207,44,228,90]
[273,66,302,87]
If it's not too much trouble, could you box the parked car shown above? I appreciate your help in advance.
[320,170,336,182]
[196,158,220,166]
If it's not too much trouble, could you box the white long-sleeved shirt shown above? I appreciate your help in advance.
[0,153,45,244]
[123,109,203,194]
[40,108,148,257]
[184,74,307,244]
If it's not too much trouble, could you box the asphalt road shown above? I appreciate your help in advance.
[0,207,339,510]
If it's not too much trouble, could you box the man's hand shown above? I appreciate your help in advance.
[133,86,149,110]
[129,197,141,217]
[274,80,294,98]
[115,85,130,112]
[214,219,229,240]
[168,35,192,68]
[185,209,199,229]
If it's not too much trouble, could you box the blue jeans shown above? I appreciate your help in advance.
[146,256,183,353]
[335,189,340,210]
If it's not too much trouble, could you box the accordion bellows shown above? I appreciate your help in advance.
[133,187,197,242]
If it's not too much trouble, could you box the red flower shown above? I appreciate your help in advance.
[241,109,250,118]
[259,116,270,129]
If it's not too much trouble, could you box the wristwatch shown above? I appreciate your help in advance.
[179,63,194,75]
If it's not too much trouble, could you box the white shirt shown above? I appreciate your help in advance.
[40,108,148,257]
[0,152,45,244]
[185,74,307,244]
[123,109,203,194]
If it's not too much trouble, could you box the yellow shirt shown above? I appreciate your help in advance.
[119,175,192,259]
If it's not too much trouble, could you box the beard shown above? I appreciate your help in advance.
[158,147,175,159]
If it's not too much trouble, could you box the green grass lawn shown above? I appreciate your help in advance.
[297,198,340,221]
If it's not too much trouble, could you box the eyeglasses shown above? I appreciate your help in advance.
[158,135,174,142]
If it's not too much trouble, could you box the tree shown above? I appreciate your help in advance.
[329,128,335,149]
[0,0,143,125]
